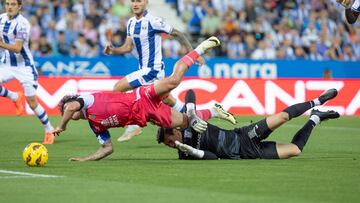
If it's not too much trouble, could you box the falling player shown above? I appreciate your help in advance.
[54,37,219,161]
[158,89,340,160]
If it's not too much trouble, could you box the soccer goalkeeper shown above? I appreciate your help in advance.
[157,89,340,160]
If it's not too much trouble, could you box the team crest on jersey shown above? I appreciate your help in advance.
[89,114,96,119]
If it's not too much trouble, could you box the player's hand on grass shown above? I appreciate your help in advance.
[103,44,114,55]
[69,157,87,162]
[188,109,208,133]
[336,0,353,8]
[53,126,66,136]
[175,141,193,153]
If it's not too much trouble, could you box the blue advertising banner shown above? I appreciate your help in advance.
[35,56,360,78]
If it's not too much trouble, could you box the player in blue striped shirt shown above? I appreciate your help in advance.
[337,0,360,24]
[104,0,204,142]
[0,0,55,144]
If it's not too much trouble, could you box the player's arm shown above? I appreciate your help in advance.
[70,139,114,161]
[103,36,134,55]
[0,39,23,53]
[175,141,217,160]
[170,29,205,65]
[54,101,81,135]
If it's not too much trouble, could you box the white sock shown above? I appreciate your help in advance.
[33,105,53,132]
[172,100,185,112]
[186,103,195,112]
[310,115,320,125]
[210,108,217,118]
[195,46,204,56]
[313,98,321,106]
[0,86,18,101]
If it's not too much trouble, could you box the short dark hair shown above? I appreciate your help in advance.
[156,128,165,144]
[58,94,80,115]
[17,0,22,5]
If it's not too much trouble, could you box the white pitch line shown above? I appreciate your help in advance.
[0,169,63,178]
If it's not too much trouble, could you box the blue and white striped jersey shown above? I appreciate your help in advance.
[352,0,360,12]
[127,11,173,70]
[0,13,34,67]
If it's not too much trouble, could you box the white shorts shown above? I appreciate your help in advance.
[0,63,38,96]
[126,67,165,88]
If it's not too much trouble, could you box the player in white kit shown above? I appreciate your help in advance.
[0,0,55,144]
[104,0,205,142]
[337,0,360,24]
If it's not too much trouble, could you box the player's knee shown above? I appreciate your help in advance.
[25,96,38,109]
[278,112,290,122]
[167,76,181,89]
[290,145,302,157]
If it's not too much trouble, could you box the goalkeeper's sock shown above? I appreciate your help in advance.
[282,101,314,120]
[291,120,315,151]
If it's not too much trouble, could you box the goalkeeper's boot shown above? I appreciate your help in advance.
[213,103,237,124]
[197,36,221,53]
[318,89,338,105]
[310,109,340,122]
[118,125,142,142]
[14,91,24,116]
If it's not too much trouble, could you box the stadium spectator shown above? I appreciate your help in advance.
[38,34,53,56]
[55,31,71,56]
[74,33,92,57]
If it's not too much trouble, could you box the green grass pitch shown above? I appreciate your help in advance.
[0,115,359,203]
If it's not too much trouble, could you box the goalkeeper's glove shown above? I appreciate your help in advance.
[337,0,354,8]
[175,141,204,158]
[187,108,208,133]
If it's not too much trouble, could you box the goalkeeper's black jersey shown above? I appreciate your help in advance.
[179,124,246,160]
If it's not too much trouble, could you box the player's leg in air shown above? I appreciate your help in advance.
[153,37,221,129]
[0,71,55,144]
[253,89,339,159]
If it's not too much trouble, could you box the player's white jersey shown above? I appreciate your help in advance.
[0,13,35,67]
[127,10,173,70]
[352,0,360,12]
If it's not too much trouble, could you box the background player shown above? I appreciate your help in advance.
[157,89,340,160]
[337,0,360,24]
[53,36,219,161]
[104,0,204,142]
[0,0,54,144]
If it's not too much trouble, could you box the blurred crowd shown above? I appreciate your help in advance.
[171,0,360,61]
[6,0,360,61]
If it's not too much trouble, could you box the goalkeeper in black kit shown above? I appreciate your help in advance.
[157,89,340,160]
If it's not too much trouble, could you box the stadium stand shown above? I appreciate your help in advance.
[19,0,360,60]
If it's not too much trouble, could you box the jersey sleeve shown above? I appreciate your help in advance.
[15,22,30,41]
[78,94,94,109]
[89,122,111,145]
[126,19,133,37]
[150,17,173,34]
[352,0,360,12]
